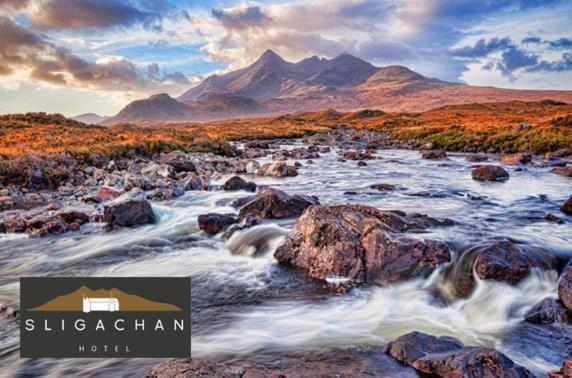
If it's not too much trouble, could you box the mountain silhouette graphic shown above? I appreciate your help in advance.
[29,285,181,312]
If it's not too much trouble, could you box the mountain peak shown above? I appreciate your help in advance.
[257,49,284,64]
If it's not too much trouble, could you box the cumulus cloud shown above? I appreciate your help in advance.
[0,16,190,95]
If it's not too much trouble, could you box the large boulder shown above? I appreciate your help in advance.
[471,165,510,181]
[274,205,451,286]
[448,241,558,296]
[158,151,196,172]
[197,213,237,235]
[412,346,534,377]
[238,188,319,221]
[222,176,256,192]
[561,195,572,215]
[559,266,572,310]
[256,162,298,177]
[103,190,156,227]
[386,332,534,378]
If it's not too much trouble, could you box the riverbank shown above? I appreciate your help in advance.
[1,103,572,377]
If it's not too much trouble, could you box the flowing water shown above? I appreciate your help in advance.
[1,144,571,377]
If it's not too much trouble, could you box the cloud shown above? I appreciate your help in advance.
[497,46,539,76]
[528,53,572,72]
[211,6,270,31]
[548,37,572,48]
[0,16,190,95]
[521,36,541,44]
[0,0,29,11]
[28,0,168,31]
[450,37,514,58]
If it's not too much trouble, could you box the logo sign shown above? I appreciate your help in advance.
[20,277,190,358]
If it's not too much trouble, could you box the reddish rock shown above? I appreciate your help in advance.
[474,241,557,285]
[559,266,572,310]
[197,213,237,235]
[524,298,569,324]
[222,176,256,192]
[561,195,572,215]
[274,205,451,286]
[103,190,156,227]
[546,213,564,224]
[96,185,122,200]
[25,214,69,237]
[386,332,534,378]
[58,210,89,225]
[466,154,488,162]
[471,165,510,181]
[548,358,572,378]
[552,167,572,177]
[412,346,534,377]
[238,187,319,221]
[421,150,448,160]
[501,152,532,165]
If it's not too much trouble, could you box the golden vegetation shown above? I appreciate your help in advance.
[0,100,571,162]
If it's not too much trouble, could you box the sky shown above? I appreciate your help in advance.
[0,0,571,116]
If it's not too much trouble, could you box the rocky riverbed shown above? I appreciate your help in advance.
[1,127,572,377]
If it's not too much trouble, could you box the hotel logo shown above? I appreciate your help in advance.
[20,277,190,358]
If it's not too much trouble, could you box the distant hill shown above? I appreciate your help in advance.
[105,50,572,124]
[70,113,108,125]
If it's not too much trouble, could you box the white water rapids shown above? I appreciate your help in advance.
[0,144,571,377]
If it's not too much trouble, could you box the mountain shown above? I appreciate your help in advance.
[106,50,572,124]
[70,113,108,125]
[29,285,181,312]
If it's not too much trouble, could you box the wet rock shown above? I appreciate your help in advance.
[103,190,156,227]
[158,151,196,172]
[449,241,559,296]
[385,332,464,365]
[551,167,572,177]
[421,150,447,160]
[501,152,533,165]
[561,195,572,215]
[197,213,238,235]
[183,173,203,191]
[474,240,558,285]
[244,140,271,149]
[124,172,153,191]
[0,195,15,210]
[413,346,534,377]
[256,162,298,177]
[25,214,69,237]
[342,151,374,160]
[546,213,564,224]
[58,210,89,225]
[146,348,418,378]
[222,176,256,192]
[471,165,510,181]
[95,185,122,200]
[357,160,368,167]
[466,154,488,162]
[386,332,533,378]
[559,266,572,310]
[546,148,571,160]
[46,202,62,211]
[0,304,19,320]
[524,298,569,324]
[238,187,319,221]
[548,358,572,378]
[0,215,26,233]
[370,183,397,191]
[274,205,451,286]
[245,160,260,175]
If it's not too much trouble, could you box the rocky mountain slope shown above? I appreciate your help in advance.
[104,50,572,125]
